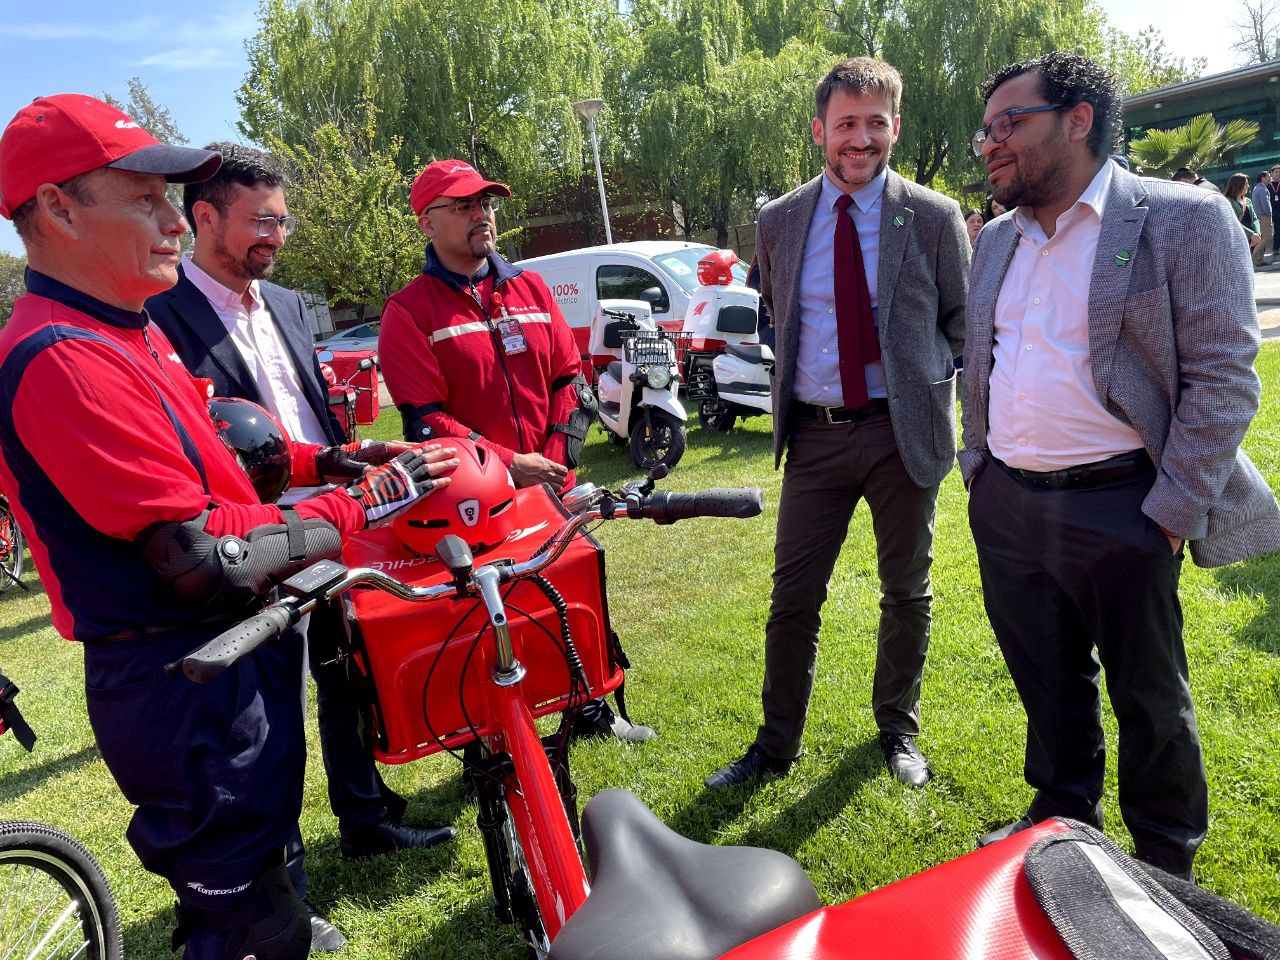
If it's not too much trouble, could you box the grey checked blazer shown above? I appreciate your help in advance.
[756,169,971,489]
[960,167,1280,568]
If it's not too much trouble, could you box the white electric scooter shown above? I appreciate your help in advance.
[680,250,774,433]
[589,299,688,469]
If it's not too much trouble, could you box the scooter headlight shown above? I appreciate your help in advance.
[646,365,672,390]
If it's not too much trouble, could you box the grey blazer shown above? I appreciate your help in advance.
[756,169,970,488]
[960,167,1280,568]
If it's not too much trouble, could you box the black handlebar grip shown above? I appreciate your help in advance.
[643,488,765,525]
[180,604,298,684]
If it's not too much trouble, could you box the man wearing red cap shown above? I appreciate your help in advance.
[0,95,455,960]
[380,159,653,742]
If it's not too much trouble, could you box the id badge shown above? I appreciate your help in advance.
[497,317,528,355]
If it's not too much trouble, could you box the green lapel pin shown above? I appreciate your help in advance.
[1115,249,1131,267]
[893,214,905,228]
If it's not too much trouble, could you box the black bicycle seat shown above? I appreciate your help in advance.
[725,342,771,364]
[549,789,820,960]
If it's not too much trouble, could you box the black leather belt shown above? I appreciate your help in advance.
[791,398,889,424]
[995,450,1151,490]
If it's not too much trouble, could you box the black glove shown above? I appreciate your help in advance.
[316,440,401,484]
[345,447,438,526]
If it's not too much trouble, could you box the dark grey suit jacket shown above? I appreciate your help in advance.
[757,169,970,488]
[147,266,344,446]
[961,167,1280,568]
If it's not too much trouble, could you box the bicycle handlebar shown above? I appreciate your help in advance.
[177,484,764,683]
[640,488,764,524]
[175,603,300,684]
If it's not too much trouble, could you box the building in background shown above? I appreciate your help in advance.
[1125,59,1280,188]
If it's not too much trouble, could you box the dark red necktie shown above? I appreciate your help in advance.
[834,193,879,408]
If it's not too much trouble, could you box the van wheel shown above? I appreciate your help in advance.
[698,400,737,433]
[629,410,686,470]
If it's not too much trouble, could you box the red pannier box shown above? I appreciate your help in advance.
[342,485,624,765]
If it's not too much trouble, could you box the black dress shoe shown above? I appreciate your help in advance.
[339,820,456,861]
[704,745,793,789]
[976,816,1036,848]
[304,899,348,953]
[879,733,932,788]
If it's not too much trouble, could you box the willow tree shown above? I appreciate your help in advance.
[238,0,624,214]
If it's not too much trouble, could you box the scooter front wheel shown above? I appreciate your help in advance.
[629,409,686,470]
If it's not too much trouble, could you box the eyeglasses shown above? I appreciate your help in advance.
[423,197,502,217]
[206,199,298,237]
[971,104,1065,158]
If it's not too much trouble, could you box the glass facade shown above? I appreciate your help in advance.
[1125,68,1280,187]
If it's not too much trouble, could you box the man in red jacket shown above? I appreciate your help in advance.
[0,95,455,960]
[381,159,585,490]
[380,159,653,742]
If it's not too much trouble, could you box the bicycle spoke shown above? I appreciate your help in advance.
[0,863,90,960]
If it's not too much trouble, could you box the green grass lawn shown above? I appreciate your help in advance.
[2,344,1278,958]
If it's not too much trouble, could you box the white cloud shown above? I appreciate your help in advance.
[134,47,240,72]
[0,18,164,43]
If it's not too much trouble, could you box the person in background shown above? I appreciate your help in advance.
[1224,173,1261,257]
[1250,171,1272,267]
[147,142,455,954]
[379,158,653,743]
[964,208,985,247]
[746,258,775,350]
[1171,167,1219,191]
[985,194,1008,219]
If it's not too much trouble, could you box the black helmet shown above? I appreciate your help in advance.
[208,397,292,504]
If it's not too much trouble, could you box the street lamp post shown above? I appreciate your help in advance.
[572,98,613,245]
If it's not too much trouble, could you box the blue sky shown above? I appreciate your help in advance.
[0,0,1240,257]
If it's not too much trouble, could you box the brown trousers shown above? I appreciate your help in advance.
[755,412,940,760]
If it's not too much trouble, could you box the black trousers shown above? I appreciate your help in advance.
[755,412,939,760]
[968,455,1207,874]
[285,598,404,899]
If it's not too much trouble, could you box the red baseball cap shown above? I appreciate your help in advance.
[0,94,222,219]
[409,159,511,216]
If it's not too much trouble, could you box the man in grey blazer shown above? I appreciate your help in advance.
[965,52,1280,877]
[706,57,969,790]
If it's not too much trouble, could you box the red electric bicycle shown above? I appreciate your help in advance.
[177,461,1280,960]
[178,462,766,955]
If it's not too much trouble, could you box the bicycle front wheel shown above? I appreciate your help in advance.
[0,820,123,960]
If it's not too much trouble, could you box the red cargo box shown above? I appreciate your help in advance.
[342,485,624,764]
[318,349,380,425]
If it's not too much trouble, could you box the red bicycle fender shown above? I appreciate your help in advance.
[718,820,1074,960]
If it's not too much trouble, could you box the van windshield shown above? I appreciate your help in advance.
[654,249,749,293]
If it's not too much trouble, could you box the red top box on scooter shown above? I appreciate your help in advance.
[342,484,624,764]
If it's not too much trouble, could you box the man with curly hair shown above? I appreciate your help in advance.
[964,52,1280,877]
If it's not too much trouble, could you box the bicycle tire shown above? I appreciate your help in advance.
[498,791,551,960]
[0,820,124,960]
[0,502,24,594]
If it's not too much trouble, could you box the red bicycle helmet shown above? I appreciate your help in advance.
[208,397,293,504]
[393,438,517,555]
[697,249,739,287]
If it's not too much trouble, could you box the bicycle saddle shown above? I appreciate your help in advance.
[548,788,820,960]
[724,342,772,364]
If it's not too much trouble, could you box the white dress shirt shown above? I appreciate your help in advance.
[183,256,331,504]
[793,169,887,405]
[988,161,1144,470]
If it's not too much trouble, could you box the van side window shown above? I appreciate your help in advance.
[596,265,670,314]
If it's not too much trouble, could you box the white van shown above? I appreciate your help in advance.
[516,241,748,365]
